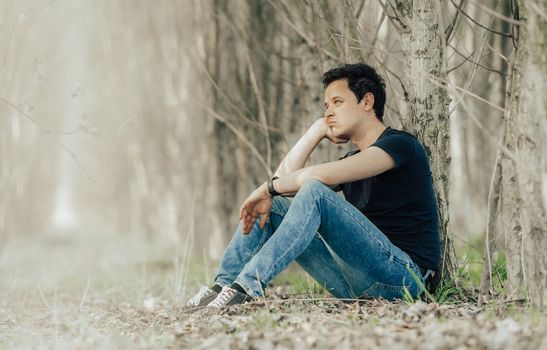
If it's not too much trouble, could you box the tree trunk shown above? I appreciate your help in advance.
[407,0,457,278]
[503,0,547,308]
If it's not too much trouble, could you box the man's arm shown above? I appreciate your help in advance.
[239,146,396,234]
[272,146,396,195]
[274,119,348,177]
[238,118,347,234]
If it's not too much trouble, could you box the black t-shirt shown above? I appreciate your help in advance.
[340,127,440,270]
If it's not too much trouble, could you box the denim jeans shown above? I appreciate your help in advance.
[214,179,426,300]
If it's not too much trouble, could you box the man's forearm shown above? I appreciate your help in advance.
[270,146,396,196]
[274,121,325,177]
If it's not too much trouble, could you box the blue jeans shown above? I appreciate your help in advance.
[214,179,426,300]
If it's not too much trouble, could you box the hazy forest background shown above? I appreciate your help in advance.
[1,0,546,348]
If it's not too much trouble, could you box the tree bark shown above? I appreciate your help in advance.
[504,0,547,308]
[407,0,457,278]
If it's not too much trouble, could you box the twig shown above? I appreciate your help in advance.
[180,193,196,296]
[528,2,547,21]
[47,114,137,136]
[79,275,92,310]
[443,1,511,64]
[427,73,506,113]
[342,32,506,113]
[37,285,52,312]
[480,149,503,298]
[520,229,527,304]
[248,64,273,175]
[447,43,506,75]
[268,0,339,61]
[385,0,409,30]
[190,99,271,175]
[0,96,98,183]
[116,114,137,134]
[467,0,523,25]
[445,0,466,43]
[447,47,476,74]
[455,97,516,162]
[450,0,512,37]
[449,6,498,114]
[355,0,366,19]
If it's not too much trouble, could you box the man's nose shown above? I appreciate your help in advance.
[324,107,334,118]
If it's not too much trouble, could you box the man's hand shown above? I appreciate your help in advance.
[239,183,273,235]
[314,118,349,144]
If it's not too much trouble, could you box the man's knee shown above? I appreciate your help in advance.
[271,195,291,216]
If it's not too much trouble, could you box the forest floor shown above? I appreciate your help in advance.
[0,231,545,349]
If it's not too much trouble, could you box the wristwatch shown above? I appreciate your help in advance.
[267,176,281,196]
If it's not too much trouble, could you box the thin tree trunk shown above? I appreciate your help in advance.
[206,0,228,259]
[479,149,503,301]
[500,78,523,302]
[408,0,457,278]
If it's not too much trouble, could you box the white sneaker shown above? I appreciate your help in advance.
[181,286,219,313]
[206,286,252,311]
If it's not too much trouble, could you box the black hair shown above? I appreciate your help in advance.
[322,63,386,121]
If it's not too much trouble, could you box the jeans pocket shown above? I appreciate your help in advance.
[361,281,405,300]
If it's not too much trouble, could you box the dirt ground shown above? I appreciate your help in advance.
[1,232,545,349]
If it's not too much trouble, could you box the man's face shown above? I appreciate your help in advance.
[323,79,366,139]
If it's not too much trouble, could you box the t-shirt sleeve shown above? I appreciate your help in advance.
[371,133,416,169]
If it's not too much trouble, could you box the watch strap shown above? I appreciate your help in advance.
[267,176,281,196]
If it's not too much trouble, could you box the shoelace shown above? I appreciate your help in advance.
[208,287,236,309]
[187,286,213,306]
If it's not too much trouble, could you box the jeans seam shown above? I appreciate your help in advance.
[271,200,290,217]
[248,224,271,259]
[262,189,403,296]
[313,235,356,299]
[260,206,318,290]
[317,193,408,267]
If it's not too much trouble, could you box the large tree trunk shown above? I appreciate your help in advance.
[502,0,547,308]
[398,0,457,278]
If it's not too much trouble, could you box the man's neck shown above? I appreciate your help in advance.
[351,120,387,151]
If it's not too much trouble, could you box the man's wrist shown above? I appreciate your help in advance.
[311,119,328,140]
[267,176,281,196]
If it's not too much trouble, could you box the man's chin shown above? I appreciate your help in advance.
[334,131,348,139]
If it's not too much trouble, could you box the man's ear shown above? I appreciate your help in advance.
[361,92,375,112]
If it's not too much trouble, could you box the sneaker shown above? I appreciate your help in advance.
[180,286,219,313]
[207,286,252,311]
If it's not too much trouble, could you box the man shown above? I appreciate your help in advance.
[183,63,440,312]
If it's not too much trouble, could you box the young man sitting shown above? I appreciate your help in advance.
[183,63,440,312]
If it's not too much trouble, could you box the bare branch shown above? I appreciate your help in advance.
[385,0,410,30]
[355,0,366,19]
[450,0,512,37]
[342,33,506,113]
[445,0,466,43]
[528,1,547,21]
[189,99,272,176]
[0,96,97,183]
[480,153,502,299]
[195,51,269,134]
[268,0,339,61]
[447,43,507,75]
[46,114,137,136]
[248,64,272,174]
[455,97,517,162]
[447,2,511,64]
[467,0,523,25]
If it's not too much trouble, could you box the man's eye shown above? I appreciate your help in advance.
[334,100,342,106]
